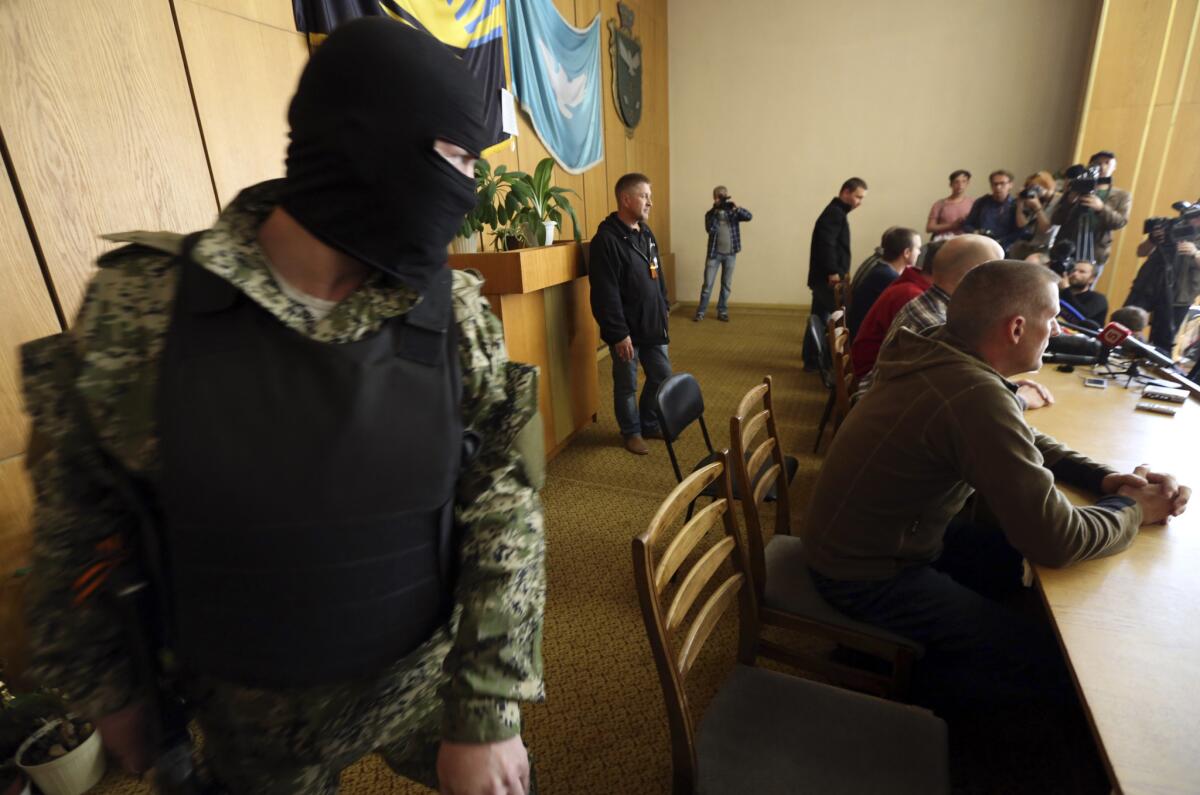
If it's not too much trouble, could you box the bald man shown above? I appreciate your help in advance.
[805,260,1190,786]
[852,235,1053,409]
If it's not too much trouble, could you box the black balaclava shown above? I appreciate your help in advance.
[282,18,487,293]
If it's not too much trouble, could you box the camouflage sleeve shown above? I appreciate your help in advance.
[440,270,546,743]
[21,246,178,719]
[22,333,142,718]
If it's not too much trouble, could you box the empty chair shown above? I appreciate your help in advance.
[732,376,920,698]
[806,314,834,391]
[654,371,718,472]
[812,309,848,451]
[632,453,950,794]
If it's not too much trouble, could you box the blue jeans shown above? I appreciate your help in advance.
[697,253,736,317]
[611,343,672,437]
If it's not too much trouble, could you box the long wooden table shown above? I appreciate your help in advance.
[1027,366,1200,795]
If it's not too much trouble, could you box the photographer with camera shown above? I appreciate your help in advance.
[1051,151,1131,275]
[695,185,753,322]
[962,170,1021,250]
[1009,171,1060,260]
[1125,202,1200,351]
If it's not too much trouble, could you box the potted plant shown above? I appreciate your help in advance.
[507,158,581,248]
[457,159,531,252]
[457,157,582,252]
[1,670,40,795]
[1,681,105,795]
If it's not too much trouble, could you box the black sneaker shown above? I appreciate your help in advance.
[718,313,730,322]
[693,313,703,322]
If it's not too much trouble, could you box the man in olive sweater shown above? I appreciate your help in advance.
[803,260,1190,780]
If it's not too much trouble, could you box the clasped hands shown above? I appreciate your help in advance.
[1102,465,1191,526]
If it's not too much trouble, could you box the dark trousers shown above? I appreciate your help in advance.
[802,284,836,369]
[812,522,1059,714]
[812,523,1103,791]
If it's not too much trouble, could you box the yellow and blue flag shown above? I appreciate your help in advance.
[293,0,510,153]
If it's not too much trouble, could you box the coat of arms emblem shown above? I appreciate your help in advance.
[608,2,642,134]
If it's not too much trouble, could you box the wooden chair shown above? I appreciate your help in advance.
[633,453,949,794]
[829,320,855,433]
[732,376,920,698]
[833,278,849,312]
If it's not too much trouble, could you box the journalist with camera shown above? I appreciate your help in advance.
[1009,171,1060,260]
[695,185,753,322]
[1124,201,1200,351]
[1051,150,1131,274]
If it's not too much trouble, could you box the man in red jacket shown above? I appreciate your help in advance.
[850,242,937,378]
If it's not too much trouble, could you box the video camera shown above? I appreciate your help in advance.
[717,197,735,211]
[1143,200,1200,245]
[1047,239,1076,276]
[1018,186,1042,200]
[1066,164,1112,195]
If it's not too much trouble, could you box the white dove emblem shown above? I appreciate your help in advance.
[538,38,588,119]
[618,38,641,73]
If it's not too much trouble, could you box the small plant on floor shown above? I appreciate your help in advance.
[0,674,94,768]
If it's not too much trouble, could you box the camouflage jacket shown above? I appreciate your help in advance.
[21,181,545,744]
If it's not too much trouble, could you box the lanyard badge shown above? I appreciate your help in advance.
[648,240,659,280]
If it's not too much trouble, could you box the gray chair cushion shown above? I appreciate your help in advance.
[763,535,923,654]
[696,664,949,794]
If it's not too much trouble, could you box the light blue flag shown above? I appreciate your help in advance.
[507,0,603,174]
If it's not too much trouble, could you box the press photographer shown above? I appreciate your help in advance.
[1051,150,1131,274]
[1125,201,1200,351]
[1010,171,1060,259]
[696,185,753,321]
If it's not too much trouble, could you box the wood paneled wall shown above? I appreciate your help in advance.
[0,0,671,671]
[491,0,673,293]
[176,0,309,206]
[1079,0,1200,305]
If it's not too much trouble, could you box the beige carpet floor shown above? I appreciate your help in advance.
[92,306,830,794]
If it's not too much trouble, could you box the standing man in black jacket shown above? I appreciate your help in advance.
[804,177,867,370]
[589,173,672,455]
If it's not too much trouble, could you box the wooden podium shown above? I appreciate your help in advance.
[450,242,599,461]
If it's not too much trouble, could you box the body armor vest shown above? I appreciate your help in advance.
[158,250,462,688]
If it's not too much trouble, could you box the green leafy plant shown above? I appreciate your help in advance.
[0,675,91,772]
[458,159,529,250]
[510,157,582,247]
[458,157,582,250]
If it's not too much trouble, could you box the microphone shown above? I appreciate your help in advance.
[1098,321,1131,350]
[1043,352,1101,366]
[1099,321,1177,369]
[1046,334,1103,360]
[1059,319,1100,337]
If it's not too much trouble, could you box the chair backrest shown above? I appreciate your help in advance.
[730,376,794,601]
[655,373,715,482]
[632,453,758,794]
[833,279,849,312]
[806,315,833,389]
[828,323,855,432]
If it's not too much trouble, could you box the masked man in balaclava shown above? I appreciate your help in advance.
[22,18,544,795]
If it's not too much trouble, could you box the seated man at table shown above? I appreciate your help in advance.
[850,239,942,378]
[803,259,1190,785]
